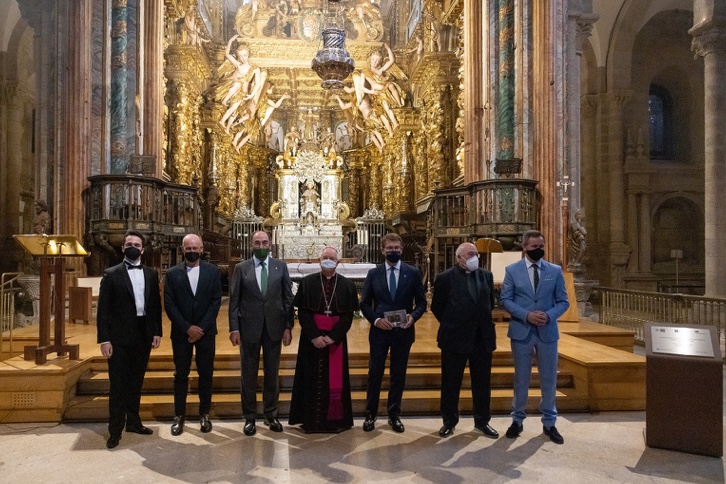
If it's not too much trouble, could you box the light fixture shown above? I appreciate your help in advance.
[311,0,354,90]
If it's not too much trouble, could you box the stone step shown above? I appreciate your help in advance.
[62,388,573,423]
[75,366,574,395]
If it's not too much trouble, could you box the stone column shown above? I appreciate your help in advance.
[638,192,651,273]
[566,4,598,216]
[606,91,632,285]
[691,22,726,297]
[627,192,638,272]
[463,0,484,184]
[141,0,165,178]
[110,0,129,174]
[61,0,92,241]
[5,88,25,237]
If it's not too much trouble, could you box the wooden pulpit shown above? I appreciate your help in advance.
[13,234,88,364]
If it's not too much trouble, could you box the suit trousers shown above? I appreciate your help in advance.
[240,326,282,420]
[510,326,559,427]
[172,334,216,416]
[366,328,413,418]
[107,341,151,437]
[440,346,493,428]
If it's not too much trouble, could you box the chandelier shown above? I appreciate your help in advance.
[292,149,328,182]
[311,1,354,90]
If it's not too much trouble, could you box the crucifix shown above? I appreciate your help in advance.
[556,175,575,270]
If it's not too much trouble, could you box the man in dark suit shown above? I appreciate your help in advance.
[360,233,427,433]
[164,233,222,436]
[500,229,570,444]
[431,242,499,438]
[97,230,162,449]
[229,230,293,436]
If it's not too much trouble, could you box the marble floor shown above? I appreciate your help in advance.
[1,411,724,483]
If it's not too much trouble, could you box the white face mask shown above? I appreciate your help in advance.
[320,259,337,270]
[465,255,479,272]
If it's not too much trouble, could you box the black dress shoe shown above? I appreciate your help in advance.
[106,435,120,449]
[264,417,283,432]
[200,414,212,433]
[243,419,257,436]
[505,422,523,438]
[362,415,376,432]
[388,417,405,433]
[543,425,564,444]
[439,424,455,437]
[475,424,499,438]
[171,416,185,436]
[126,425,153,435]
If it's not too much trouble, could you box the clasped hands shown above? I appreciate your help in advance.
[312,335,335,349]
[187,325,204,343]
[527,310,549,327]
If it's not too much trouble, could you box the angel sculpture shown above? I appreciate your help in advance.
[229,82,289,151]
[335,94,384,152]
[349,43,407,137]
[217,35,266,108]
[182,4,210,47]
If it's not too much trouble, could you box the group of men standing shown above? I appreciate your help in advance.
[97,228,568,449]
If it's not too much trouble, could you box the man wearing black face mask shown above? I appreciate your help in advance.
[360,233,427,433]
[500,230,570,444]
[97,230,162,449]
[164,233,222,436]
[229,230,294,436]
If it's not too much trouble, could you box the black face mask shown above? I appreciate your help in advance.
[184,252,201,263]
[385,251,401,263]
[526,247,545,262]
[123,246,141,261]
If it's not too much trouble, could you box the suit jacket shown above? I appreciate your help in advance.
[360,262,427,335]
[500,258,570,343]
[431,266,497,354]
[228,256,294,344]
[96,262,163,346]
[164,260,222,342]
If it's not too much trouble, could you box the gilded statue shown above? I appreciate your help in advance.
[335,94,384,152]
[217,36,265,108]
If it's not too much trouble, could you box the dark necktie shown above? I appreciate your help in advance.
[389,266,397,300]
[533,264,539,291]
[126,262,142,270]
[260,261,268,296]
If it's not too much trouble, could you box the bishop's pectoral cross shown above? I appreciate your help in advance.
[324,309,332,316]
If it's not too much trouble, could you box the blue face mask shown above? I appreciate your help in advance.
[385,251,401,263]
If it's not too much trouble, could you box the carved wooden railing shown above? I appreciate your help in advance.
[599,287,726,358]
[431,179,538,239]
[87,174,201,236]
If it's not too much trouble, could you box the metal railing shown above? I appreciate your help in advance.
[599,287,726,357]
[0,272,22,359]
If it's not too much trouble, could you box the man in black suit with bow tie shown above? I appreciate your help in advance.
[164,233,222,436]
[97,230,162,449]
[360,233,427,433]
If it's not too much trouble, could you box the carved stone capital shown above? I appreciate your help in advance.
[607,90,632,111]
[691,27,726,58]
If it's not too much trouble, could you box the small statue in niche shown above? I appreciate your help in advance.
[182,4,210,47]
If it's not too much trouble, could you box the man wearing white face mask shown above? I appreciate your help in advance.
[288,246,359,433]
[431,242,498,438]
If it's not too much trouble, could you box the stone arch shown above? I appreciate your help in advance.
[651,195,704,274]
[606,0,693,91]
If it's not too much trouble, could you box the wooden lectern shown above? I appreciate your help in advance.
[13,234,88,364]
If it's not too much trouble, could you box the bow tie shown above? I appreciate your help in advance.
[125,262,142,270]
